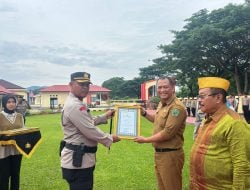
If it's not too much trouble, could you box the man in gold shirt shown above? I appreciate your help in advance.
[190,77,250,189]
[134,77,187,190]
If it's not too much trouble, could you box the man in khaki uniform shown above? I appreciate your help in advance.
[134,77,187,190]
[60,72,120,190]
[16,96,31,124]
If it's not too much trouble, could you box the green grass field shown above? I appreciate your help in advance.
[21,112,194,190]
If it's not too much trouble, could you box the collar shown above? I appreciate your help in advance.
[69,92,81,100]
[209,104,228,122]
[69,92,86,105]
[159,95,176,107]
[1,110,16,117]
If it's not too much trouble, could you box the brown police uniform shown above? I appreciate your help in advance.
[153,95,187,190]
[60,92,113,169]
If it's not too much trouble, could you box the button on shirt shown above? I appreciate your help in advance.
[61,93,113,169]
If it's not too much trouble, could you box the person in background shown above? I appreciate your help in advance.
[193,106,205,140]
[186,97,191,117]
[226,96,235,111]
[60,72,120,190]
[242,92,250,123]
[0,94,25,190]
[134,76,187,190]
[182,98,187,115]
[230,95,238,112]
[16,96,31,124]
[190,77,250,189]
[191,97,197,117]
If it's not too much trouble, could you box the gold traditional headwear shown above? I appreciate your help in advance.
[198,77,230,91]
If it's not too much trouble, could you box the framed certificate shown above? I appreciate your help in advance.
[113,105,140,139]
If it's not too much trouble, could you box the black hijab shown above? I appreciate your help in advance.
[2,94,17,114]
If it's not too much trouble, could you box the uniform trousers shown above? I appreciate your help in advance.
[186,107,191,116]
[0,155,22,190]
[62,166,95,190]
[191,108,196,117]
[243,105,250,122]
[154,149,184,190]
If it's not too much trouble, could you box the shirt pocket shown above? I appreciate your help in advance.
[156,111,169,129]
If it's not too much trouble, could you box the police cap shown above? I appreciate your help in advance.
[71,72,92,84]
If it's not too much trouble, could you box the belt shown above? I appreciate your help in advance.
[155,148,180,152]
[65,143,97,153]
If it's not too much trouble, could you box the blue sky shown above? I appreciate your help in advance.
[0,0,245,87]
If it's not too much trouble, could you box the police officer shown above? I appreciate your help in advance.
[60,72,120,190]
[16,96,31,124]
[134,77,187,190]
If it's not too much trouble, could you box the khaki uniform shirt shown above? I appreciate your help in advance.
[61,93,113,169]
[16,101,30,116]
[186,99,191,108]
[153,95,187,149]
[191,99,197,108]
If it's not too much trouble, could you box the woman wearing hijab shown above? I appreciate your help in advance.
[0,94,24,190]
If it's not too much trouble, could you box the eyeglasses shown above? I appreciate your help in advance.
[197,93,218,99]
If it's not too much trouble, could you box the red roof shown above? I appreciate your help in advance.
[90,85,111,92]
[0,79,25,89]
[40,85,70,92]
[0,85,15,94]
[40,85,111,92]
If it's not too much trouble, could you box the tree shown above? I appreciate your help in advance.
[102,77,125,99]
[139,57,176,81]
[102,77,144,99]
[119,78,144,99]
[141,3,250,95]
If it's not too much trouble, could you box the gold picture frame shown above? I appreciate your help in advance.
[113,105,141,139]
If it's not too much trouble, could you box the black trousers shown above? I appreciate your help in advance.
[62,166,95,190]
[186,107,191,116]
[191,108,196,117]
[23,116,26,124]
[0,155,22,190]
[243,105,250,122]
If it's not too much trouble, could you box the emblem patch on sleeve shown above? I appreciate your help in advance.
[171,108,180,117]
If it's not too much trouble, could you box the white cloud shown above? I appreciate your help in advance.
[0,0,245,88]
